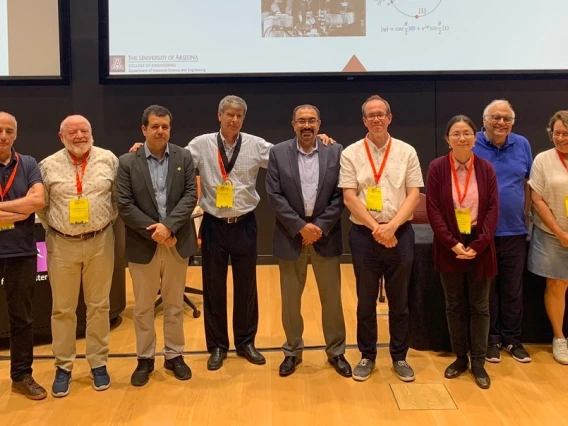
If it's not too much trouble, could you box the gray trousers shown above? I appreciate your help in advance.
[128,245,188,360]
[278,245,346,358]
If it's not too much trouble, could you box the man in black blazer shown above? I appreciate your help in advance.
[266,104,351,377]
[117,105,197,386]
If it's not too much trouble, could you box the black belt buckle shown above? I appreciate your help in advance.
[226,216,239,224]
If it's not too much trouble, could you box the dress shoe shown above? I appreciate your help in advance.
[236,343,266,365]
[279,356,302,377]
[471,366,491,389]
[207,348,227,371]
[444,357,469,379]
[328,355,352,377]
[131,358,154,387]
[12,375,47,400]
[164,355,192,380]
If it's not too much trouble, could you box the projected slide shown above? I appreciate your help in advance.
[107,0,568,76]
[0,0,61,77]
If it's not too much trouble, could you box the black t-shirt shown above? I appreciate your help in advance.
[0,150,43,258]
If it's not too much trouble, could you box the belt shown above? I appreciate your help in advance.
[207,211,253,224]
[50,222,111,240]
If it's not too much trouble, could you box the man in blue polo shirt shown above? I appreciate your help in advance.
[473,100,533,364]
[0,112,47,399]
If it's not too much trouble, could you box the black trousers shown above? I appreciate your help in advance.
[0,255,37,381]
[201,212,259,352]
[349,222,414,362]
[489,234,527,346]
[440,234,491,367]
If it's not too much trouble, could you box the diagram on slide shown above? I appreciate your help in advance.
[261,0,366,37]
[374,0,442,18]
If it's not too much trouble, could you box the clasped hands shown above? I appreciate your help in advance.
[372,222,398,248]
[300,223,322,245]
[451,242,477,260]
[147,223,177,248]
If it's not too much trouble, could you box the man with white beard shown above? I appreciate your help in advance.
[38,115,118,398]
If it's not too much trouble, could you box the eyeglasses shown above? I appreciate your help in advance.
[449,132,475,139]
[486,114,515,124]
[365,112,390,121]
[295,118,319,125]
[552,131,568,139]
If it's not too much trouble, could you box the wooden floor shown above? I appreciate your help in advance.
[1,265,567,426]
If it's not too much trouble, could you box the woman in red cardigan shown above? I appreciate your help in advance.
[426,115,499,389]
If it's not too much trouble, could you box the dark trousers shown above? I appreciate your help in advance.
[489,234,527,346]
[440,264,491,367]
[349,222,414,362]
[0,255,36,381]
[201,212,259,352]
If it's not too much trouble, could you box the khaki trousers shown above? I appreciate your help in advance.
[128,245,188,360]
[46,226,114,371]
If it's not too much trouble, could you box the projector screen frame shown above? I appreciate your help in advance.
[0,0,70,86]
[98,0,568,85]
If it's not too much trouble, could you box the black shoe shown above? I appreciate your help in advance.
[279,356,302,376]
[444,357,469,379]
[328,355,352,377]
[131,358,154,387]
[471,366,491,389]
[207,348,228,371]
[164,356,192,380]
[236,343,266,365]
[485,343,501,363]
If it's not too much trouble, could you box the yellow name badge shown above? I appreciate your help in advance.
[455,208,472,234]
[69,198,90,224]
[0,222,15,231]
[216,183,234,208]
[366,186,383,212]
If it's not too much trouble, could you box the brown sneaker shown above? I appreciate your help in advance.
[12,375,47,400]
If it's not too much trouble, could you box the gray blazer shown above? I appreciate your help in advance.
[266,138,344,261]
[117,143,197,264]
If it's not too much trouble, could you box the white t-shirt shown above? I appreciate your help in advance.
[528,148,568,234]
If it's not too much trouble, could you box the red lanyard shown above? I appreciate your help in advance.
[557,149,568,171]
[0,153,20,201]
[364,135,392,185]
[449,153,475,206]
[217,149,229,181]
[70,151,89,196]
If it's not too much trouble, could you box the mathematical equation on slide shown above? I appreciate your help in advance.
[381,21,450,35]
[373,0,449,35]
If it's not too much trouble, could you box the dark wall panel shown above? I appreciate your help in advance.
[1,0,566,261]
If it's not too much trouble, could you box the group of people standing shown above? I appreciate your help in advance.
[0,94,566,401]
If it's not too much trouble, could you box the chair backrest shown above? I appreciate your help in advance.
[411,193,428,224]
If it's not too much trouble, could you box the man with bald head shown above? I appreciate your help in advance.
[0,112,47,400]
[473,100,533,364]
[38,115,119,397]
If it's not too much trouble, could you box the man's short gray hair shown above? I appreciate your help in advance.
[218,95,247,115]
[483,99,515,119]
[0,111,17,129]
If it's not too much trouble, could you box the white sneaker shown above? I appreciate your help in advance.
[552,338,568,365]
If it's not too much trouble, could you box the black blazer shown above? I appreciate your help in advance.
[117,143,197,264]
[266,138,344,261]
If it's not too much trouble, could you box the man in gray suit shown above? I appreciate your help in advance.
[266,104,351,377]
[117,105,197,386]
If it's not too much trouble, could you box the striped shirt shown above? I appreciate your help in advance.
[186,132,272,218]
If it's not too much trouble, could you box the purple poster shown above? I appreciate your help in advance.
[36,242,47,272]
